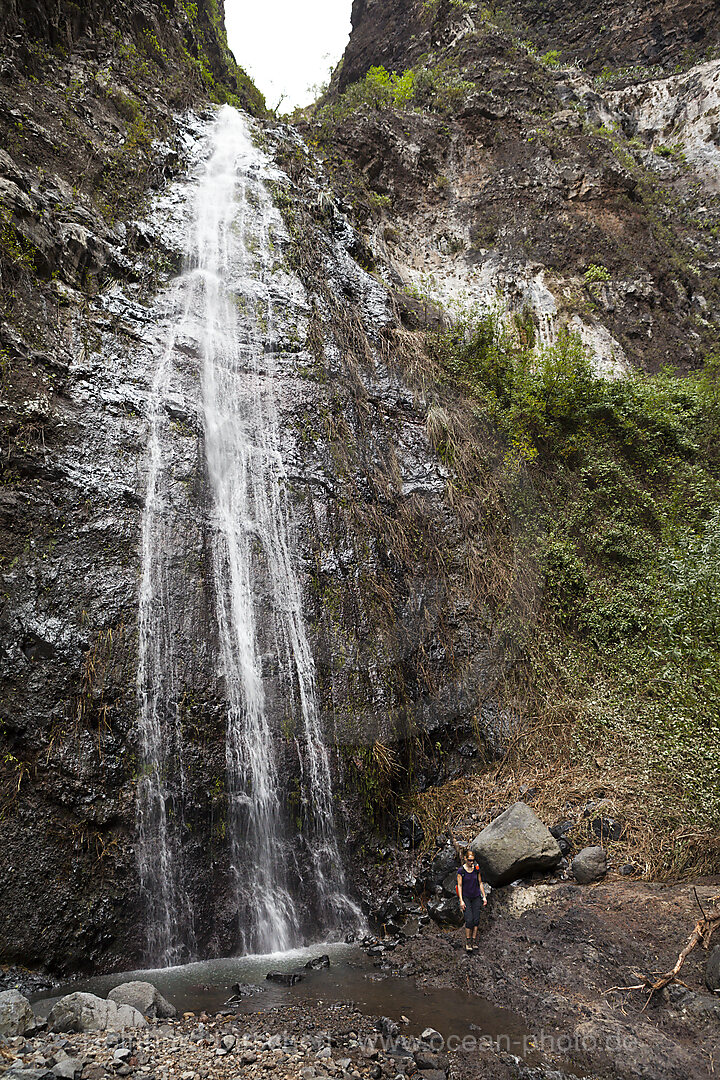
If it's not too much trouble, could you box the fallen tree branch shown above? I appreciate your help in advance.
[606,897,720,1000]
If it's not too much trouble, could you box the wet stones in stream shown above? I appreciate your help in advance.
[224,985,264,1006]
[265,953,330,986]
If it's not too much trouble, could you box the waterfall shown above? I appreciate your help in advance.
[136,105,362,962]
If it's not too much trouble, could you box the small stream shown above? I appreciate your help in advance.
[31,943,532,1054]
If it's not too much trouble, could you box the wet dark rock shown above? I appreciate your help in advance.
[226,982,264,1003]
[419,1029,442,1048]
[375,1016,399,1038]
[375,892,404,923]
[471,803,562,886]
[571,846,608,884]
[20,632,56,662]
[265,972,303,986]
[428,845,459,885]
[398,815,425,849]
[590,816,626,843]
[440,871,460,898]
[413,1052,447,1071]
[425,896,463,927]
[304,955,330,970]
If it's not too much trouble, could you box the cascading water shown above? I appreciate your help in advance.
[136,105,363,962]
[136,274,197,967]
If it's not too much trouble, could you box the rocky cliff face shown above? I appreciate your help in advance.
[0,0,266,973]
[2,0,720,978]
[477,0,720,75]
[339,0,720,90]
[309,0,720,884]
[0,1,501,974]
[321,0,720,375]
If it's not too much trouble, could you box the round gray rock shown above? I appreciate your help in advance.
[107,981,176,1019]
[48,992,146,1032]
[706,945,720,992]
[0,989,35,1036]
[571,846,607,884]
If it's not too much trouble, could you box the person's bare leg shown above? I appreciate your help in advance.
[464,927,472,950]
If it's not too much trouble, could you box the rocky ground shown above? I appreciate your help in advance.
[2,873,719,1080]
[0,1001,534,1080]
[381,880,720,1079]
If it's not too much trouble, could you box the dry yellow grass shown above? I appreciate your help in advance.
[406,740,720,882]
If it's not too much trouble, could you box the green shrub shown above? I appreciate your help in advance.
[316,59,474,126]
[583,263,611,285]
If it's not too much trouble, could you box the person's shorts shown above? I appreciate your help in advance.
[464,895,483,927]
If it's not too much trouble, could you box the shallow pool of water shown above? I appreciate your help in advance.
[32,942,531,1053]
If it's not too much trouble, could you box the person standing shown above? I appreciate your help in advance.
[457,847,487,953]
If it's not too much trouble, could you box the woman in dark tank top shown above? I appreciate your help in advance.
[456,847,487,953]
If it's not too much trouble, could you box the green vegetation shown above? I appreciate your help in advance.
[175,0,266,114]
[314,60,476,125]
[0,199,43,314]
[416,306,720,868]
[583,263,611,285]
[583,264,611,299]
[654,142,687,163]
[540,49,561,67]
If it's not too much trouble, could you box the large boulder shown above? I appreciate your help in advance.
[706,945,720,992]
[572,846,608,884]
[471,802,562,886]
[48,993,146,1033]
[0,989,35,1036]
[107,981,176,1019]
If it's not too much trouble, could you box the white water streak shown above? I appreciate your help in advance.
[137,105,362,960]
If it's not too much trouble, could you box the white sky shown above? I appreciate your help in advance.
[225,0,353,112]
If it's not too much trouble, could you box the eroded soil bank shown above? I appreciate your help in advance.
[396,880,720,1079]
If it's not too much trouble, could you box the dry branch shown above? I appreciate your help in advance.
[606,895,720,999]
